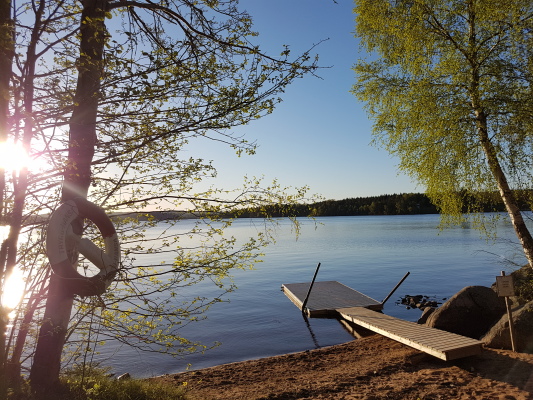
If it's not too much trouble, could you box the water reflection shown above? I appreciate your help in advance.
[337,318,375,339]
[301,313,320,348]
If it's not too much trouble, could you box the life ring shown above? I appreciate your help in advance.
[46,198,121,297]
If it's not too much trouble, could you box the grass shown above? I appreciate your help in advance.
[8,366,189,400]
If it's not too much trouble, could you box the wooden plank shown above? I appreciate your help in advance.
[282,281,383,317]
[338,307,482,361]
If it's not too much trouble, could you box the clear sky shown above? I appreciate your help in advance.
[189,0,421,201]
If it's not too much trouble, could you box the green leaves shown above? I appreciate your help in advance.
[2,0,320,381]
[354,0,533,209]
[353,0,533,255]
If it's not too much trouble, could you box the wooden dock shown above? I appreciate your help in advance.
[282,281,383,317]
[282,280,483,360]
[338,307,482,361]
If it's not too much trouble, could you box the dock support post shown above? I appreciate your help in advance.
[301,262,321,314]
[381,272,410,305]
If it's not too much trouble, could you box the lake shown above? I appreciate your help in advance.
[95,214,529,377]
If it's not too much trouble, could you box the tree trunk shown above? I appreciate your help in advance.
[466,4,533,269]
[30,0,107,392]
[475,108,533,268]
[7,276,48,384]
[0,0,13,217]
[0,0,14,396]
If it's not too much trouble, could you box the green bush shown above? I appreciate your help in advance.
[8,365,188,400]
[509,265,533,305]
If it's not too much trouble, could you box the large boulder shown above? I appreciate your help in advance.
[426,286,506,338]
[417,307,435,324]
[482,301,533,352]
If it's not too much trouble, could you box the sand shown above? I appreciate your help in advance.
[153,334,533,399]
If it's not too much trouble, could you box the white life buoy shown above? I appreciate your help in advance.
[46,198,121,296]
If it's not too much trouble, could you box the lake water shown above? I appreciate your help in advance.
[95,214,529,377]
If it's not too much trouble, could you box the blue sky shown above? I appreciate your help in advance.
[190,0,421,201]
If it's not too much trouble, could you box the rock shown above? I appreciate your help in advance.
[417,307,435,324]
[117,372,131,380]
[410,296,422,308]
[426,286,506,338]
[482,301,533,352]
[399,295,443,310]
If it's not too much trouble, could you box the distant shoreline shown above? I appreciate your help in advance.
[26,192,529,225]
[114,191,533,221]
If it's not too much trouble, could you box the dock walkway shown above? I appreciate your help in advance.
[338,306,482,361]
[282,280,483,361]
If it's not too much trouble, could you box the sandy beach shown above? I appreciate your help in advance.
[153,334,533,399]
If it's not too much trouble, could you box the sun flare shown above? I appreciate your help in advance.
[2,267,25,311]
[0,141,31,172]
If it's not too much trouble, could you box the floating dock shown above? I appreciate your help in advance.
[282,281,383,317]
[282,280,483,361]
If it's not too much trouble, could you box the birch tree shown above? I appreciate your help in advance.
[353,0,533,266]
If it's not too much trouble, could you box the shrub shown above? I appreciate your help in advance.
[8,365,188,400]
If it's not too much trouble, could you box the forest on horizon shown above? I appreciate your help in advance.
[234,191,533,218]
[128,192,533,221]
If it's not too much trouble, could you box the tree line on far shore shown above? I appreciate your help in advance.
[231,191,533,218]
[132,191,533,221]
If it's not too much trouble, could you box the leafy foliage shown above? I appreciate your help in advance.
[509,266,533,305]
[8,365,188,400]
[0,0,319,391]
[352,0,533,263]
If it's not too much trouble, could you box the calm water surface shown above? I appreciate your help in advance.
[97,214,529,377]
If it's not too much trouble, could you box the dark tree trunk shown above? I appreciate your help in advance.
[0,0,13,210]
[30,0,107,392]
[0,0,14,396]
